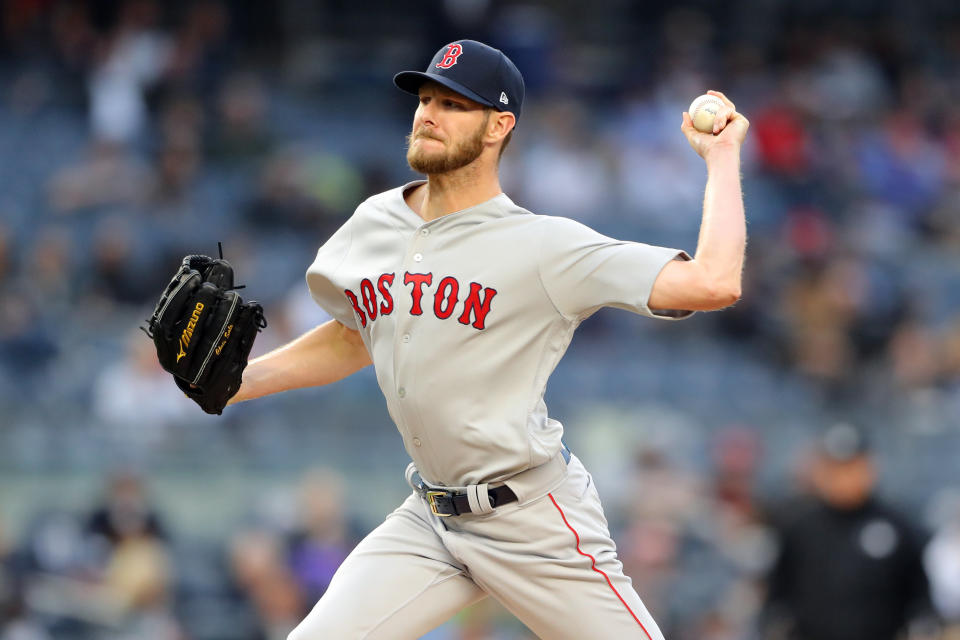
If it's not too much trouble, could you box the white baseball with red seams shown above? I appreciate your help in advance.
[291,179,692,639]
[689,93,724,133]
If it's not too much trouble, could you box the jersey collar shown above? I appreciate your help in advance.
[397,180,518,229]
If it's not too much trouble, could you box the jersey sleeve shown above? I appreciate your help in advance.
[536,216,694,321]
[305,217,358,329]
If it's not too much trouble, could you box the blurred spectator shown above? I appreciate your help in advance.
[244,145,362,233]
[611,80,707,230]
[622,445,703,530]
[150,130,202,207]
[509,100,613,221]
[669,427,775,640]
[0,517,51,640]
[856,110,947,226]
[25,228,74,306]
[15,496,169,636]
[761,423,936,640]
[91,329,196,449]
[888,317,942,391]
[618,445,703,636]
[210,72,273,164]
[47,141,154,213]
[286,469,353,606]
[85,470,168,551]
[229,530,303,640]
[83,471,179,639]
[751,97,813,179]
[279,281,333,344]
[83,216,156,307]
[165,0,231,95]
[88,0,172,144]
[777,256,871,394]
[144,93,206,211]
[886,313,960,393]
[703,426,775,573]
[0,287,58,388]
[805,37,891,122]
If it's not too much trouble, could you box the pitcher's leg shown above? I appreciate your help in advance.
[448,457,665,640]
[289,494,486,640]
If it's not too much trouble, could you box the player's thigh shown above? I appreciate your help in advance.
[453,458,665,640]
[288,494,486,640]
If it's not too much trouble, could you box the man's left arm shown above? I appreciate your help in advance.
[649,90,749,312]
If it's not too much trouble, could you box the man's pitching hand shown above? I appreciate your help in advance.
[681,90,749,160]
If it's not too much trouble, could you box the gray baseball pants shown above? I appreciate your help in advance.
[287,452,665,639]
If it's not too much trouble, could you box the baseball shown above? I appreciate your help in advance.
[688,94,724,134]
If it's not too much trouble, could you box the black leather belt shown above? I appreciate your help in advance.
[416,445,571,517]
[424,485,517,517]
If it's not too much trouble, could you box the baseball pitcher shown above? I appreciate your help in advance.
[230,40,749,639]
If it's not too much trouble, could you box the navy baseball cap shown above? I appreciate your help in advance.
[394,40,525,121]
[817,422,871,462]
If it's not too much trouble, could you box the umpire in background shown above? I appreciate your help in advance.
[761,422,938,640]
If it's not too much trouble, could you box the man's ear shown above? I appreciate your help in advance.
[487,111,516,144]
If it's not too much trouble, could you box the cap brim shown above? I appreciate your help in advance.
[393,71,497,109]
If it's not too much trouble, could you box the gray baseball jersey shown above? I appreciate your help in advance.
[298,180,692,639]
[307,179,691,488]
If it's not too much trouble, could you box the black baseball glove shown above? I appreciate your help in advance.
[143,253,266,414]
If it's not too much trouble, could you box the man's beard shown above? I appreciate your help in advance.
[406,116,488,175]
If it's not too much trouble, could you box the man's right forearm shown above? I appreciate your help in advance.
[230,319,372,405]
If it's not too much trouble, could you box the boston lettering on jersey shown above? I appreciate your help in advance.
[344,272,497,330]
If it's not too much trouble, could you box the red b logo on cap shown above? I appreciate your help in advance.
[436,44,463,69]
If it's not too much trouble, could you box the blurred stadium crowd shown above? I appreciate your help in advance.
[1,0,960,638]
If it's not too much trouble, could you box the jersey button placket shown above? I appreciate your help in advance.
[395,224,428,384]
[394,229,416,409]
[396,225,432,470]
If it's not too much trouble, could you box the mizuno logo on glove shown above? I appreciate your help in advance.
[177,302,205,362]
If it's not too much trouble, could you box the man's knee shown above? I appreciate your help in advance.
[287,623,310,640]
[286,614,327,640]
[287,608,353,640]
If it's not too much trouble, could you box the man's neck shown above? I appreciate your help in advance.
[408,163,503,222]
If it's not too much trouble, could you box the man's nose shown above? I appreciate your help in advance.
[418,102,437,127]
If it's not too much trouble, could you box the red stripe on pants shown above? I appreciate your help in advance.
[548,493,654,640]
